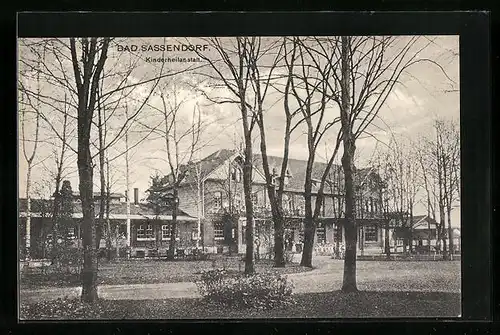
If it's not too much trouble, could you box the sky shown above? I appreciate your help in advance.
[18,36,460,227]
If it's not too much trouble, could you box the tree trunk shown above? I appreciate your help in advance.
[71,37,109,303]
[168,187,178,260]
[97,163,105,251]
[427,204,432,255]
[243,140,255,275]
[115,223,119,258]
[300,153,315,267]
[105,159,112,261]
[300,216,315,267]
[384,220,391,259]
[125,106,131,256]
[79,148,98,302]
[440,206,448,259]
[340,35,358,293]
[273,216,286,267]
[342,145,358,292]
[257,114,286,268]
[447,207,454,260]
[96,99,106,252]
[25,164,32,260]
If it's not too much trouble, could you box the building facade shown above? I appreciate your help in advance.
[159,149,389,256]
[20,149,458,259]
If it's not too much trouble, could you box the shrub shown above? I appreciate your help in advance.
[51,247,83,275]
[196,269,295,309]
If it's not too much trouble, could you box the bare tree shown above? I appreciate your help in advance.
[19,36,198,301]
[419,119,460,259]
[280,37,344,267]
[243,37,292,267]
[140,85,204,260]
[315,35,453,292]
[378,136,421,255]
[193,37,261,274]
[69,37,111,302]
[19,77,42,260]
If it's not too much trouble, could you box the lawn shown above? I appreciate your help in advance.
[19,290,461,319]
[296,259,462,294]
[20,255,312,289]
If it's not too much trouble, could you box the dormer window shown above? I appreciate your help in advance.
[231,166,242,182]
[284,169,291,185]
[252,193,258,207]
[213,191,222,209]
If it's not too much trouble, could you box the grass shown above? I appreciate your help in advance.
[20,255,312,289]
[19,290,461,320]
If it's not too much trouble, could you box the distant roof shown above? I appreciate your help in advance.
[70,192,126,199]
[18,198,192,219]
[394,227,460,239]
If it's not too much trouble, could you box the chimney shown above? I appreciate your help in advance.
[134,188,139,205]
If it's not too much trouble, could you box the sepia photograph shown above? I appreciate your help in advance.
[17,35,461,319]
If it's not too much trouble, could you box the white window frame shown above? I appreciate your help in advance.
[161,224,180,241]
[252,193,258,207]
[364,225,378,242]
[213,191,222,209]
[334,225,342,242]
[67,227,76,239]
[316,227,326,244]
[213,224,224,240]
[137,224,155,241]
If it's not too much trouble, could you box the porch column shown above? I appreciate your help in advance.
[325,224,334,244]
[381,227,386,252]
[237,218,243,254]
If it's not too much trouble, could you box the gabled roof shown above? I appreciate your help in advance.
[251,154,341,192]
[176,149,237,186]
[162,149,382,194]
[412,215,438,229]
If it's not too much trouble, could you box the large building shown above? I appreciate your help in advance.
[150,149,388,256]
[19,149,458,259]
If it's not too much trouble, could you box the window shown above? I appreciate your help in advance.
[231,167,241,182]
[161,224,171,239]
[137,225,145,238]
[284,169,291,185]
[213,191,222,209]
[162,224,178,240]
[252,193,258,207]
[234,198,242,211]
[316,227,326,244]
[214,223,224,240]
[67,227,76,239]
[298,226,304,243]
[364,225,378,242]
[283,194,290,211]
[334,225,342,242]
[137,224,154,240]
[272,176,279,187]
[192,229,199,240]
[146,224,153,238]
